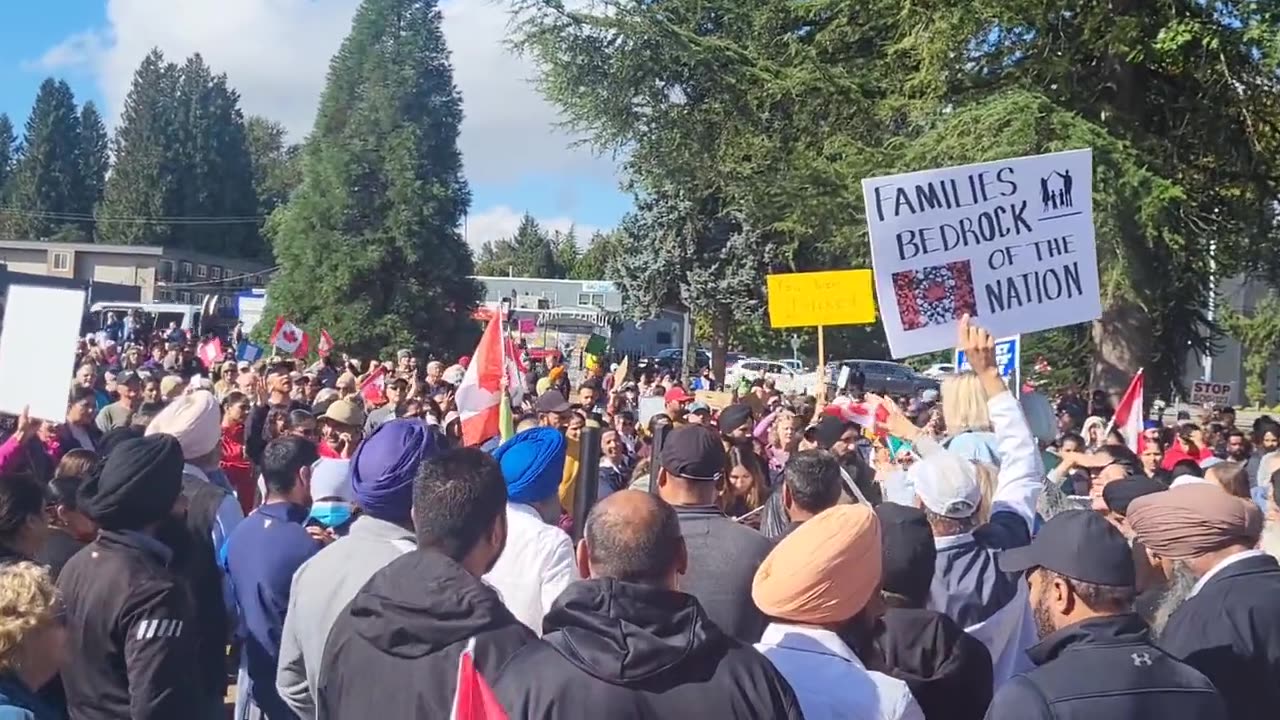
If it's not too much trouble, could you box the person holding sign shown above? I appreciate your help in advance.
[896,315,1045,689]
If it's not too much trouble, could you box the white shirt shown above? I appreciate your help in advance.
[755,623,924,720]
[482,503,576,635]
[1190,549,1269,598]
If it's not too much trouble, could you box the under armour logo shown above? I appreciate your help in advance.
[1131,652,1153,667]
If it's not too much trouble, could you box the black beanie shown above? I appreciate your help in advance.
[80,435,185,531]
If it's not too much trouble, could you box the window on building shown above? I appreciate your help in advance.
[577,293,606,307]
[656,331,673,345]
[195,264,207,279]
[156,289,172,301]
[158,260,174,282]
[51,251,70,271]
[179,291,191,303]
[180,261,192,279]
[211,266,221,280]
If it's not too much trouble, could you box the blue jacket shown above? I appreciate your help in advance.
[986,614,1225,720]
[224,502,320,719]
[0,673,58,720]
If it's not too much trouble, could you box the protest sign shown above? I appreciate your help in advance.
[695,390,734,411]
[1190,380,1234,407]
[611,356,629,388]
[638,396,665,425]
[585,333,608,356]
[955,335,1021,382]
[518,318,536,334]
[863,149,1101,358]
[0,285,85,422]
[766,269,877,329]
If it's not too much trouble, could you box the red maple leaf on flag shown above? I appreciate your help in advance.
[282,329,298,344]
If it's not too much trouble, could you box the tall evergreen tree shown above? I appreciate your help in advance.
[245,116,302,222]
[260,0,480,356]
[78,102,109,232]
[0,114,15,203]
[98,49,182,246]
[174,54,260,256]
[6,79,85,240]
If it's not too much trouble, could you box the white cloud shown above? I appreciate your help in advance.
[465,204,599,251]
[29,0,619,188]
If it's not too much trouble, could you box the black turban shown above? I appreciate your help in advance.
[98,426,144,459]
[718,404,755,435]
[80,435,185,531]
[1103,474,1167,517]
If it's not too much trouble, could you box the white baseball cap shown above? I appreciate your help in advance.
[908,452,982,519]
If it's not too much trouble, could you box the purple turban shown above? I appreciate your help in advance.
[350,419,440,523]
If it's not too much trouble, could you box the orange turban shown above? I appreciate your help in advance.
[752,505,882,624]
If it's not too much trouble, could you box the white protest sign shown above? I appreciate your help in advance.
[863,149,1101,358]
[1190,380,1234,407]
[638,396,665,426]
[837,365,851,391]
[0,285,86,422]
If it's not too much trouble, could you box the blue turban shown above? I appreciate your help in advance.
[350,419,440,524]
[492,428,566,505]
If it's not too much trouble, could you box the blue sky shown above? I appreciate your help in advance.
[0,0,631,247]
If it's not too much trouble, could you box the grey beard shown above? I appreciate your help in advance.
[1152,562,1200,638]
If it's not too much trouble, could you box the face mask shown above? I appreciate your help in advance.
[309,501,354,530]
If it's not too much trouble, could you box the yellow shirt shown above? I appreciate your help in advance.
[559,436,581,514]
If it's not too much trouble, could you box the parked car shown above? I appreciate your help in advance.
[921,362,957,379]
[775,358,809,374]
[727,359,821,395]
[825,359,939,396]
[637,347,711,375]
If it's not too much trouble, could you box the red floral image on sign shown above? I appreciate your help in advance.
[892,260,978,330]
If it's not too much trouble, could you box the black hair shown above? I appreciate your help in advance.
[585,492,682,585]
[289,409,316,427]
[1039,568,1135,611]
[130,401,167,429]
[221,391,249,410]
[260,436,320,496]
[68,386,96,408]
[0,474,46,545]
[413,448,508,561]
[387,378,408,393]
[54,449,97,480]
[840,451,882,506]
[781,450,843,514]
[1097,444,1143,476]
[1058,432,1085,449]
[47,475,84,511]
[1169,459,1203,480]
[1225,428,1248,442]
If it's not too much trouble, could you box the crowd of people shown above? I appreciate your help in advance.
[0,314,1273,719]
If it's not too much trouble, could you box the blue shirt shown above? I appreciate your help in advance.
[224,502,319,719]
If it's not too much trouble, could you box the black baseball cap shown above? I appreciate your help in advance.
[534,390,571,414]
[998,510,1135,587]
[1102,475,1166,516]
[660,425,725,482]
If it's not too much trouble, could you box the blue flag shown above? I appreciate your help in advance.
[237,341,263,363]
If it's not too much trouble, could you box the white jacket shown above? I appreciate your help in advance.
[483,503,577,635]
[756,623,924,720]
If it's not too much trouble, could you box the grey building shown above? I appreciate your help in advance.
[0,240,272,307]
[472,275,686,357]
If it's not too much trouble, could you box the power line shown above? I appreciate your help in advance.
[0,206,269,225]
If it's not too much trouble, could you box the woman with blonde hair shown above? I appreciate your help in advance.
[941,372,999,465]
[1081,415,1107,451]
[0,562,67,719]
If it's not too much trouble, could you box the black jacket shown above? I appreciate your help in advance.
[316,549,536,719]
[879,607,992,720]
[1158,552,1280,720]
[493,579,804,719]
[672,505,773,643]
[985,614,1225,720]
[56,530,199,720]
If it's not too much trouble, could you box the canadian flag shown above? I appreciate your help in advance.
[197,337,223,370]
[269,317,309,358]
[825,397,889,434]
[457,311,526,446]
[317,329,335,358]
[449,637,507,720]
[361,366,387,405]
[1111,368,1145,453]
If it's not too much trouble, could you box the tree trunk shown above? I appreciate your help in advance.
[710,305,731,387]
[1091,298,1151,398]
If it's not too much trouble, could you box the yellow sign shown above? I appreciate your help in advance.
[766,269,877,328]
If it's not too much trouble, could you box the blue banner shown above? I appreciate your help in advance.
[955,335,1019,380]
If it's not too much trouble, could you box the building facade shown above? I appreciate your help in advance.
[0,240,272,306]
[472,275,686,357]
